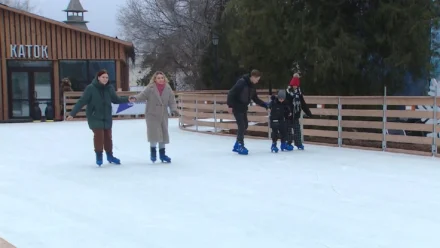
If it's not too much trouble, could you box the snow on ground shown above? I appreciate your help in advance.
[1,119,440,248]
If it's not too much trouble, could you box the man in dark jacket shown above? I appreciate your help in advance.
[227,69,268,155]
[285,79,312,150]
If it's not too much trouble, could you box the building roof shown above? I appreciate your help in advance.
[0,3,133,48]
[63,0,87,12]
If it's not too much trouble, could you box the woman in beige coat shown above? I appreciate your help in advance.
[130,71,179,163]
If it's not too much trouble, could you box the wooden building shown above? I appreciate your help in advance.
[0,0,135,122]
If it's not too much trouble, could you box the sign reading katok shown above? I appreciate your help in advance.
[10,44,49,59]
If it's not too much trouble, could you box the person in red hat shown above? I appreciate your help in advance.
[285,73,312,150]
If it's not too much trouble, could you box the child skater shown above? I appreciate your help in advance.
[286,73,312,150]
[268,90,293,153]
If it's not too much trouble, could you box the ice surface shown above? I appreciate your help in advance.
[1,119,440,248]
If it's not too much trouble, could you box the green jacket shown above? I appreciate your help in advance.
[70,79,129,129]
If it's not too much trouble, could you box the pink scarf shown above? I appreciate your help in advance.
[156,83,166,95]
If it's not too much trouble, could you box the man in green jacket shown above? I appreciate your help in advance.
[67,70,133,166]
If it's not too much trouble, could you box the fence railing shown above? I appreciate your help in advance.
[177,93,440,157]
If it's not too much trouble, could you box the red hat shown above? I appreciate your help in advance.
[289,77,300,87]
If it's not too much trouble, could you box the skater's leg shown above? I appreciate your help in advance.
[286,119,293,145]
[92,129,104,152]
[104,129,120,164]
[158,142,165,149]
[280,122,287,143]
[103,129,113,154]
[233,111,246,144]
[293,118,303,147]
[92,129,104,165]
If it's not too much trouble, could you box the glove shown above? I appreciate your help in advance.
[171,110,179,116]
[270,95,276,101]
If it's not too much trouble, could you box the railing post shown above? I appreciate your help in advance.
[213,95,217,133]
[432,82,438,156]
[382,86,387,151]
[179,94,183,127]
[63,94,67,120]
[300,111,304,144]
[195,97,199,131]
[338,97,342,147]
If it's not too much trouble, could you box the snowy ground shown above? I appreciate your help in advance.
[1,119,440,248]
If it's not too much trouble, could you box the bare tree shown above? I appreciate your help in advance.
[117,0,222,89]
[0,0,39,13]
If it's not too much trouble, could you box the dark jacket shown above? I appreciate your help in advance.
[227,74,267,112]
[70,79,129,129]
[269,96,291,121]
[285,86,312,119]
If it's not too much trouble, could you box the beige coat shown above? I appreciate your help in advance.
[134,83,178,143]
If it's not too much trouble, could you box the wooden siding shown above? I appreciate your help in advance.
[0,9,128,60]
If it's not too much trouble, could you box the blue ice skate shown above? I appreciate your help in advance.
[236,143,248,155]
[106,152,121,164]
[271,143,279,153]
[281,142,293,151]
[296,145,304,150]
[150,147,157,162]
[232,141,240,152]
[95,152,103,166]
[159,148,171,163]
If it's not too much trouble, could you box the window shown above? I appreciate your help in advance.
[59,60,116,91]
[59,60,88,91]
[88,60,116,89]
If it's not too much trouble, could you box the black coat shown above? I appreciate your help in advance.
[269,96,291,121]
[227,74,267,113]
[285,86,312,119]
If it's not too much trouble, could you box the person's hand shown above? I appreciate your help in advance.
[129,96,136,103]
[66,115,73,121]
[228,108,233,113]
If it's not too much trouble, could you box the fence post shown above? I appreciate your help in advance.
[432,82,438,156]
[179,94,183,127]
[382,86,387,151]
[63,94,67,120]
[213,95,217,133]
[300,111,304,144]
[195,96,199,131]
[338,97,342,147]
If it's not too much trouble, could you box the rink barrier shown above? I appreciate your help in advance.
[177,92,440,157]
[0,237,15,248]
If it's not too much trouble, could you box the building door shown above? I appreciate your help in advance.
[8,69,52,119]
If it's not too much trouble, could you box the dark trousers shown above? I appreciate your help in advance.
[286,118,302,146]
[92,129,113,153]
[233,111,248,144]
[270,120,287,143]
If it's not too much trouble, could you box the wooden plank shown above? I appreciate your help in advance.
[386,148,432,157]
[86,34,91,58]
[387,110,433,119]
[341,109,383,117]
[56,25,62,59]
[50,24,57,59]
[66,27,71,58]
[341,120,382,129]
[340,96,383,105]
[386,134,432,145]
[2,10,11,119]
[0,237,16,248]
[386,97,434,106]
[14,12,20,44]
[71,30,77,58]
[309,108,338,116]
[105,40,110,58]
[386,122,434,132]
[342,131,382,141]
[53,61,60,120]
[116,60,121,90]
[35,18,41,47]
[81,33,86,59]
[303,96,339,104]
[0,9,5,120]
[25,15,31,47]
[109,40,115,58]
[20,13,25,45]
[302,118,339,127]
[342,145,381,151]
[90,36,95,59]
[304,129,339,138]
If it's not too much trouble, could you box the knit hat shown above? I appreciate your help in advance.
[277,90,286,99]
[289,77,300,87]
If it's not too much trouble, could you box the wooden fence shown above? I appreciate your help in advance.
[62,89,270,120]
[177,93,440,157]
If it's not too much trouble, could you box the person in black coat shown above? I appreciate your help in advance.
[285,76,312,150]
[227,69,268,155]
[268,90,293,152]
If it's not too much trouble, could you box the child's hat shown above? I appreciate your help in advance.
[278,90,286,99]
[289,77,300,87]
